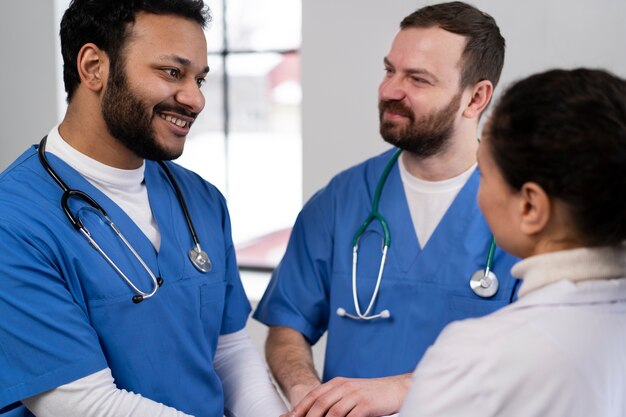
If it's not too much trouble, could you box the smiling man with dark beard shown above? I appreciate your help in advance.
[254,3,521,417]
[0,1,288,416]
[101,51,200,162]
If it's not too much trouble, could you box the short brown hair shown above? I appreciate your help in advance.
[401,1,505,89]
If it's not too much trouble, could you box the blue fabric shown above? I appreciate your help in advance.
[254,148,520,381]
[0,403,26,416]
[0,146,250,417]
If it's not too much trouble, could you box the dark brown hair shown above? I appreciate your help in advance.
[488,68,626,246]
[60,0,210,102]
[401,1,505,89]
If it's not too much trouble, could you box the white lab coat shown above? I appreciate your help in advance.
[400,246,626,417]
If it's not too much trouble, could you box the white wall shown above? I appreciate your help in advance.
[0,2,58,171]
[301,0,626,200]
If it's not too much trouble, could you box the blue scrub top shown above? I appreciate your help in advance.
[254,148,520,381]
[0,146,251,417]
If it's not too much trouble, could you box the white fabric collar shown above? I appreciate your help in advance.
[512,245,626,297]
[46,124,145,192]
[398,153,476,193]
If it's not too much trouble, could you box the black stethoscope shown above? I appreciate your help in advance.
[336,149,501,321]
[38,136,211,304]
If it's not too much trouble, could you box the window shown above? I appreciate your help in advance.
[177,0,303,245]
[54,0,303,247]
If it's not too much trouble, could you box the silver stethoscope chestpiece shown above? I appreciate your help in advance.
[469,269,499,298]
[189,247,212,272]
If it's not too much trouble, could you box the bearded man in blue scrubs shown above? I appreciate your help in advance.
[0,1,286,416]
[254,2,519,416]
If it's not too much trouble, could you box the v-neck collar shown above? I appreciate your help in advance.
[41,149,160,271]
[376,161,480,274]
[144,161,188,281]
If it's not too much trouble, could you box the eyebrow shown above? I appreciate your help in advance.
[383,57,439,83]
[159,54,210,74]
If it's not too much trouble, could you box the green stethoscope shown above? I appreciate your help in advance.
[336,149,499,321]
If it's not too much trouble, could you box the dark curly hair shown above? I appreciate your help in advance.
[60,0,210,102]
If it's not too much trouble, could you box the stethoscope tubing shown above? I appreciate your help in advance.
[157,160,203,252]
[340,149,504,321]
[345,150,400,320]
[37,136,207,303]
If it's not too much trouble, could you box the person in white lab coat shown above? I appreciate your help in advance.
[400,68,626,417]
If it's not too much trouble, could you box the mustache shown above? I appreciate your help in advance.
[379,100,414,120]
[154,103,199,120]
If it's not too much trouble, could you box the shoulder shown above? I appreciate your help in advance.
[407,308,580,415]
[0,147,57,220]
[0,146,41,187]
[147,160,227,206]
[426,306,581,383]
[307,148,398,205]
[330,148,398,186]
[153,160,220,190]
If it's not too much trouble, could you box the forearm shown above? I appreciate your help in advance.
[21,368,191,417]
[265,326,321,406]
[214,329,288,417]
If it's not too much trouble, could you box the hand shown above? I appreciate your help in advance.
[280,373,412,417]
[288,381,322,407]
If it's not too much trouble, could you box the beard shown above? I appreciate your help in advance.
[379,91,462,157]
[101,59,194,161]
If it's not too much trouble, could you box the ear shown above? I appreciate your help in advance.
[462,80,493,119]
[518,182,551,236]
[76,43,108,93]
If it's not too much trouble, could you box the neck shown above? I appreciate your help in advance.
[59,102,143,169]
[401,124,478,181]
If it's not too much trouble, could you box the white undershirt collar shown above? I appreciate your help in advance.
[45,126,146,191]
[398,154,476,193]
[398,153,476,248]
[45,125,160,250]
[512,245,626,297]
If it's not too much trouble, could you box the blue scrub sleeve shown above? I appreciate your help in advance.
[254,189,333,345]
[0,223,108,410]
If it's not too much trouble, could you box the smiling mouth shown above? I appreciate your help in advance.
[383,111,412,123]
[158,113,193,128]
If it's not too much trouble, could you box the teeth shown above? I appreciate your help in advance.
[161,114,188,128]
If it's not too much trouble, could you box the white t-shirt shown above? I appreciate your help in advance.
[46,126,161,250]
[398,153,476,248]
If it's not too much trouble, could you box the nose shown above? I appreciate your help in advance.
[379,74,406,102]
[176,78,205,114]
